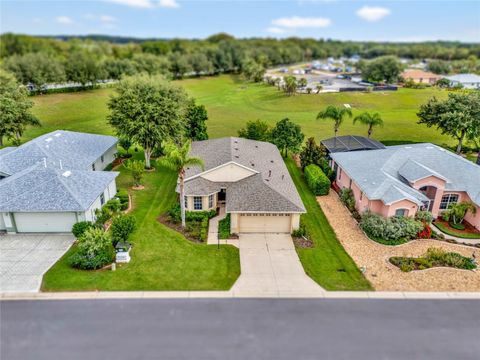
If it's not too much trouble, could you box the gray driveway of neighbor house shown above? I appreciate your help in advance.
[0,234,75,293]
[232,234,324,297]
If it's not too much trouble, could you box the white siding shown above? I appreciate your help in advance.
[14,212,77,233]
[0,214,5,231]
[84,179,117,222]
[92,145,117,171]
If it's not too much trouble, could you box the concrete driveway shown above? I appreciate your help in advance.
[232,234,324,297]
[0,234,74,293]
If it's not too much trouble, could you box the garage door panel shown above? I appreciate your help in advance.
[14,213,77,233]
[239,214,291,233]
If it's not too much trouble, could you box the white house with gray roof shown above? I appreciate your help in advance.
[444,74,480,89]
[182,137,305,234]
[331,143,480,230]
[0,130,119,233]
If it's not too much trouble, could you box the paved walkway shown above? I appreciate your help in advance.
[207,205,239,247]
[0,234,75,293]
[317,192,480,292]
[431,223,480,245]
[231,234,325,297]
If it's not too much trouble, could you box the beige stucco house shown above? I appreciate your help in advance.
[180,137,306,234]
[331,143,480,230]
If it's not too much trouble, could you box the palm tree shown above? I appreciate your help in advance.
[161,140,204,228]
[315,84,323,94]
[316,105,352,137]
[353,112,384,138]
[283,76,297,96]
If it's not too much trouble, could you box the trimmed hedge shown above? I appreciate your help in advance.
[304,164,330,196]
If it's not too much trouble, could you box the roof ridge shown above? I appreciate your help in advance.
[259,174,305,212]
[56,169,95,210]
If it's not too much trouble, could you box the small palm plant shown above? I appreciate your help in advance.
[442,202,477,228]
[353,111,384,138]
[161,140,204,228]
[124,159,145,188]
[316,105,352,137]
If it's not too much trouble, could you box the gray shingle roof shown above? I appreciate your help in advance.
[445,74,480,84]
[184,137,305,213]
[0,130,117,176]
[0,164,118,212]
[331,143,480,206]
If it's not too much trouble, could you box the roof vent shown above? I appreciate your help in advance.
[235,155,239,158]
[270,160,274,163]
[234,147,239,151]
[62,170,72,178]
[405,146,412,149]
[251,163,255,167]
[255,145,258,148]
[268,170,271,177]
[234,140,238,143]
[54,133,62,137]
[265,178,270,182]
[45,137,53,142]
[426,146,433,149]
[282,175,284,180]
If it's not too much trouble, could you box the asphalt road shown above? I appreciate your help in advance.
[2,299,479,360]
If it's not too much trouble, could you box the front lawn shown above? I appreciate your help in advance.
[285,158,372,291]
[42,157,240,291]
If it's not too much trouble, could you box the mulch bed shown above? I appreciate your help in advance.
[434,219,480,237]
[293,236,313,248]
[157,214,203,244]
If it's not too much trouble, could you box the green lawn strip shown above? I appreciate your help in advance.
[14,75,453,148]
[42,157,240,292]
[285,158,372,291]
[433,221,480,239]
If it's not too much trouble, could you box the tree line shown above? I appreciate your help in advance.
[1,33,479,91]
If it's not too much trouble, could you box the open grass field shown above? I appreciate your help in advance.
[285,158,372,291]
[24,75,453,146]
[42,156,240,291]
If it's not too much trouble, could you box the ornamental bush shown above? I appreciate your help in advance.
[72,221,94,239]
[415,210,433,224]
[360,211,423,243]
[304,164,330,196]
[69,227,115,270]
[110,214,137,247]
[339,188,356,212]
[115,190,129,210]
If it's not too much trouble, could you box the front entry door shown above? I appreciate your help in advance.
[218,188,226,202]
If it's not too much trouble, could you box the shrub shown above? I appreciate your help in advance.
[339,188,356,212]
[69,228,115,270]
[110,214,137,247]
[415,210,433,224]
[95,207,112,227]
[115,190,129,210]
[292,217,307,238]
[450,222,465,230]
[72,221,93,239]
[218,214,231,239]
[304,164,330,196]
[360,211,423,243]
[168,203,216,223]
[104,199,122,214]
[124,159,145,186]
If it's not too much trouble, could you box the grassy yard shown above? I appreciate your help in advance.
[21,75,453,146]
[285,158,372,291]
[42,156,240,291]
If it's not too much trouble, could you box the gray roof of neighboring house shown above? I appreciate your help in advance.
[0,164,118,212]
[445,74,480,84]
[0,130,117,176]
[321,135,386,153]
[184,137,305,213]
[331,143,480,206]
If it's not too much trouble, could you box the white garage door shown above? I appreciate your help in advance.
[239,213,291,233]
[14,212,77,233]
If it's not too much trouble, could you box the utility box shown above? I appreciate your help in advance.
[115,241,132,263]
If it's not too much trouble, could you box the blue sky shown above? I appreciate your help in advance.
[1,0,479,42]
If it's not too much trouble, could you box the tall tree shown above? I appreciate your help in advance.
[361,56,403,84]
[353,112,384,138]
[299,137,327,169]
[0,70,40,146]
[270,118,304,157]
[317,105,352,137]
[65,52,105,87]
[161,140,204,228]
[185,101,209,141]
[417,92,480,154]
[108,75,189,168]
[238,119,271,141]
[283,76,297,96]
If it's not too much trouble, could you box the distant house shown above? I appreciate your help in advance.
[401,69,442,84]
[331,144,480,230]
[0,131,118,233]
[444,74,480,89]
[181,137,305,234]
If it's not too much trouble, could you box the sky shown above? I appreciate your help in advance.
[1,0,479,42]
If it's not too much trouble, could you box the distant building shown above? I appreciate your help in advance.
[444,74,480,89]
[401,69,442,84]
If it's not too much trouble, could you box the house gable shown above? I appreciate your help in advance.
[199,162,256,183]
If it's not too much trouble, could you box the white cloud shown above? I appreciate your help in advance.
[56,16,73,25]
[271,16,331,28]
[159,0,179,8]
[267,27,289,34]
[105,0,179,8]
[356,6,391,22]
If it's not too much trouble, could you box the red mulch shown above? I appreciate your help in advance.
[435,218,480,236]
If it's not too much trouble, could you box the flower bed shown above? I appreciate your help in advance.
[390,247,477,272]
[434,219,480,239]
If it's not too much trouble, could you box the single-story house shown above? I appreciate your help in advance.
[401,69,442,84]
[181,137,306,234]
[0,130,119,233]
[444,74,480,89]
[330,143,480,230]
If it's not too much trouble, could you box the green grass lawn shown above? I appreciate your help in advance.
[21,75,453,146]
[42,157,240,292]
[285,158,372,291]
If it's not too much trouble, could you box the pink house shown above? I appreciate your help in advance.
[330,143,480,230]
